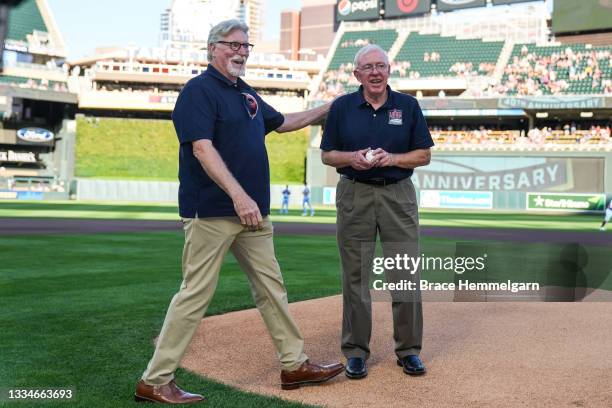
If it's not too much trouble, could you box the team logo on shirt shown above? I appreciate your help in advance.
[388,109,403,125]
[242,92,258,119]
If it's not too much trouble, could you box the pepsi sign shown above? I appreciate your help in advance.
[336,0,380,22]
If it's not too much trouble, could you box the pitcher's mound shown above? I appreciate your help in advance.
[182,296,612,407]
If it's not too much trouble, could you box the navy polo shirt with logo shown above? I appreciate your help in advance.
[172,64,285,218]
[321,86,434,180]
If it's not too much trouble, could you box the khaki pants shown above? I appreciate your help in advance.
[142,217,308,385]
[336,177,423,360]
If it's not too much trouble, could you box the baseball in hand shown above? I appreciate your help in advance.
[365,150,374,162]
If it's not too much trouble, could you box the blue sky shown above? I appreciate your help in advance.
[47,0,301,60]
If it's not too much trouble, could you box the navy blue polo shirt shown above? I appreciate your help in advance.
[172,64,285,218]
[320,86,434,180]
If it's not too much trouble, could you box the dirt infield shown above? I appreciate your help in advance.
[1,218,611,246]
[182,295,612,408]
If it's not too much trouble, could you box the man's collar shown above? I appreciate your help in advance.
[206,63,247,89]
[356,85,394,109]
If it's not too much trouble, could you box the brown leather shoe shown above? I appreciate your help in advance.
[280,360,345,390]
[134,379,205,404]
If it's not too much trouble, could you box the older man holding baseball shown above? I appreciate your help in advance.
[320,44,434,380]
[134,19,344,404]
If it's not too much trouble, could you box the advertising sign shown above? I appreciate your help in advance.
[0,191,44,200]
[336,0,380,22]
[148,95,178,104]
[412,156,604,193]
[553,0,612,34]
[493,0,541,4]
[436,0,486,12]
[498,96,605,110]
[0,150,38,164]
[17,127,54,143]
[526,193,605,212]
[420,190,493,209]
[0,191,18,199]
[384,0,431,17]
[323,187,337,205]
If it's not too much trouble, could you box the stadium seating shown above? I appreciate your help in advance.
[498,43,612,95]
[6,0,48,42]
[314,26,612,100]
[430,127,611,151]
[393,33,504,78]
[0,74,68,92]
[314,30,505,100]
[314,29,399,98]
[328,29,398,70]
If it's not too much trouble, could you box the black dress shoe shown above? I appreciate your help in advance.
[345,357,367,379]
[397,355,426,376]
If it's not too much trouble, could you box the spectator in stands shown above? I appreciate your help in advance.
[320,44,432,381]
[135,19,344,404]
[496,44,612,96]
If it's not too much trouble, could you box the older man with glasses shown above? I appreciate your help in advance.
[320,44,434,380]
[135,19,343,404]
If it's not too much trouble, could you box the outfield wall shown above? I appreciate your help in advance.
[308,148,612,212]
[74,148,610,212]
[75,180,316,208]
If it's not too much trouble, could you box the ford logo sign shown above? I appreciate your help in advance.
[17,128,54,143]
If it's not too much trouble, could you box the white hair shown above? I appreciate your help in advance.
[207,19,249,62]
[353,44,388,67]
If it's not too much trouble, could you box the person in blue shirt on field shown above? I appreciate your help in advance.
[600,198,612,231]
[280,185,291,214]
[320,44,433,381]
[301,183,314,216]
[135,19,343,404]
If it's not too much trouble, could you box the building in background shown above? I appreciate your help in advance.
[159,0,262,49]
[0,0,75,197]
[280,0,336,61]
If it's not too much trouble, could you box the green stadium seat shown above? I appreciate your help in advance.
[503,42,612,95]
[391,33,503,79]
[6,0,48,42]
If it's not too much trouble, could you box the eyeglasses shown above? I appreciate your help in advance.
[216,41,254,52]
[357,63,388,73]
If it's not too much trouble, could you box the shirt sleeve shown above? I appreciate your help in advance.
[320,100,341,151]
[172,79,217,144]
[258,96,285,135]
[408,101,435,150]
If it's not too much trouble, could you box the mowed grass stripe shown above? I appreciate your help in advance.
[0,201,606,231]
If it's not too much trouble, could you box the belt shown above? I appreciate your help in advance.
[341,175,401,186]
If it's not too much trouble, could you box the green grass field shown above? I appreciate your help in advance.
[0,200,607,232]
[1,233,335,407]
[75,117,309,183]
[1,202,610,407]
